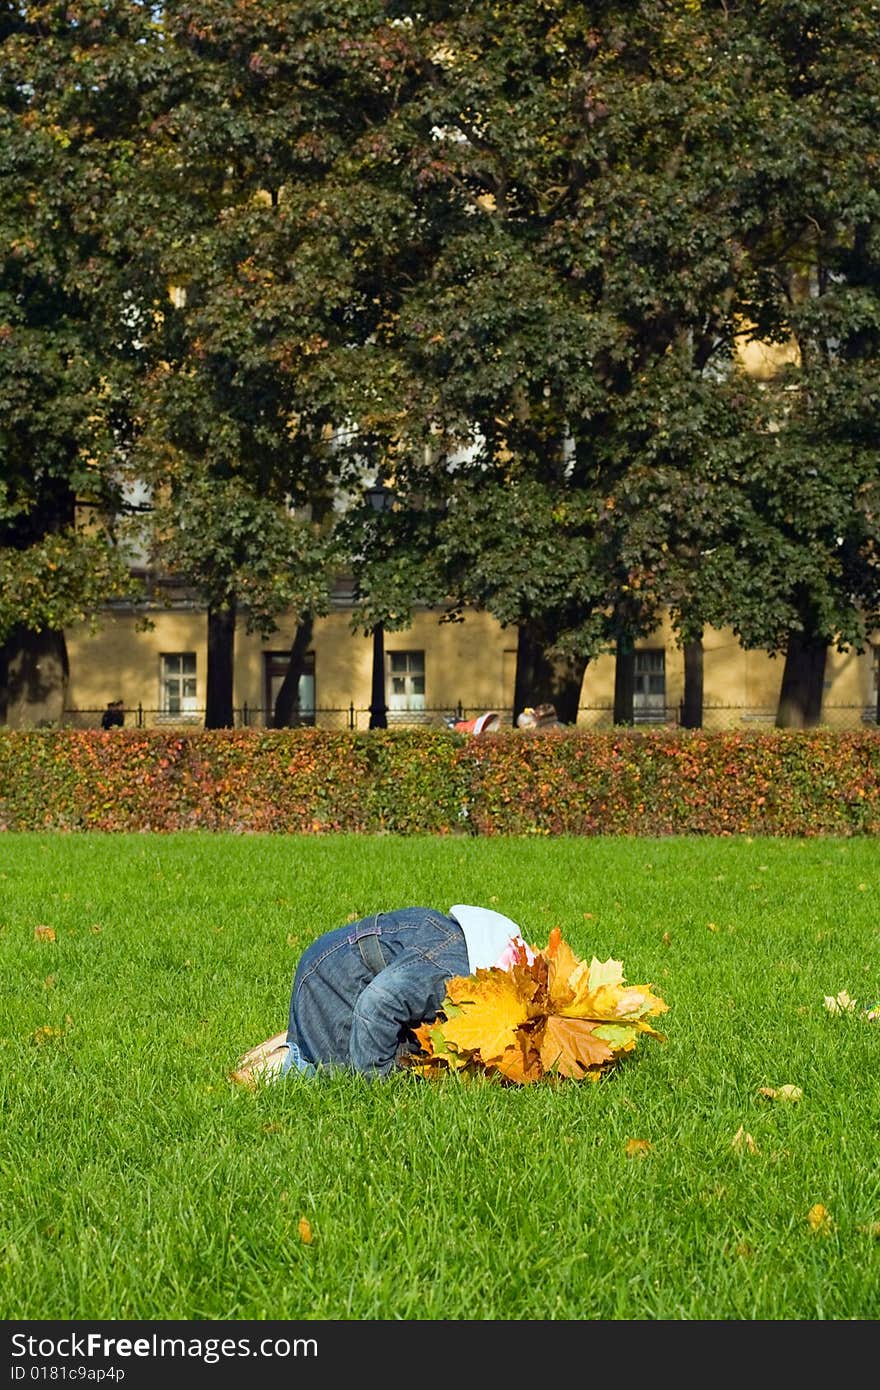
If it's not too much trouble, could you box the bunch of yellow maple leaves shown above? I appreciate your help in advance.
[405,927,668,1085]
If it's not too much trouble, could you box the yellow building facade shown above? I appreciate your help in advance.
[62,594,879,732]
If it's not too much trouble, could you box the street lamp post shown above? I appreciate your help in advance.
[369,622,388,729]
[365,482,392,730]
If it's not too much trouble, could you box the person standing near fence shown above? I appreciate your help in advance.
[100,700,125,730]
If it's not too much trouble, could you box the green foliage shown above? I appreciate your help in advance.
[0,528,137,639]
[114,1,437,708]
[2,0,880,687]
[0,2,162,644]
[146,471,341,638]
[2,727,879,836]
[345,0,880,666]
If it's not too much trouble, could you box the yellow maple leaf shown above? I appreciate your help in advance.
[564,979,667,1023]
[823,990,856,1015]
[807,1203,833,1234]
[588,957,625,990]
[592,1021,639,1053]
[759,1084,803,1103]
[625,1138,653,1158]
[441,969,531,1062]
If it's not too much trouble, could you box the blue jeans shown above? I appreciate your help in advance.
[280,1038,315,1079]
[285,907,469,1077]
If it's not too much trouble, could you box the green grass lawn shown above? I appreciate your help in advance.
[1,830,879,1321]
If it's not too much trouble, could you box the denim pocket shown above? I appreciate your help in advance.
[373,908,465,966]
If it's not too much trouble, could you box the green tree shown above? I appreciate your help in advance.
[736,1,880,725]
[0,1,150,722]
[131,0,435,726]
[346,1,766,722]
[354,1,880,729]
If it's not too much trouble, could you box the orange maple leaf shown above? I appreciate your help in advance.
[539,1015,615,1078]
[493,1033,544,1085]
[411,1021,434,1053]
[546,936,581,1011]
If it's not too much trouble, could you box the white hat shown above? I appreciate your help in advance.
[448,904,524,972]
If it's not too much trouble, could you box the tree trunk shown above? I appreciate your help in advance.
[0,625,69,728]
[613,642,635,725]
[205,598,236,729]
[776,630,828,728]
[681,638,704,729]
[513,624,587,726]
[272,614,315,728]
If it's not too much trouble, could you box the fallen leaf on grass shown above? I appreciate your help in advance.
[32,1026,63,1046]
[34,925,55,942]
[807,1203,833,1235]
[823,990,856,1015]
[625,1138,653,1158]
[759,1085,803,1103]
[298,1217,314,1245]
[857,1222,880,1238]
[732,1126,759,1154]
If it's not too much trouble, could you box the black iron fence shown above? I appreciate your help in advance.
[60,701,879,731]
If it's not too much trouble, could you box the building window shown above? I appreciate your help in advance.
[160,653,197,715]
[263,651,316,727]
[387,650,425,711]
[633,649,666,723]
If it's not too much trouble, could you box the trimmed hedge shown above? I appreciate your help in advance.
[1,727,879,835]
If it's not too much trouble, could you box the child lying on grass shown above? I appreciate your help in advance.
[232,904,534,1086]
